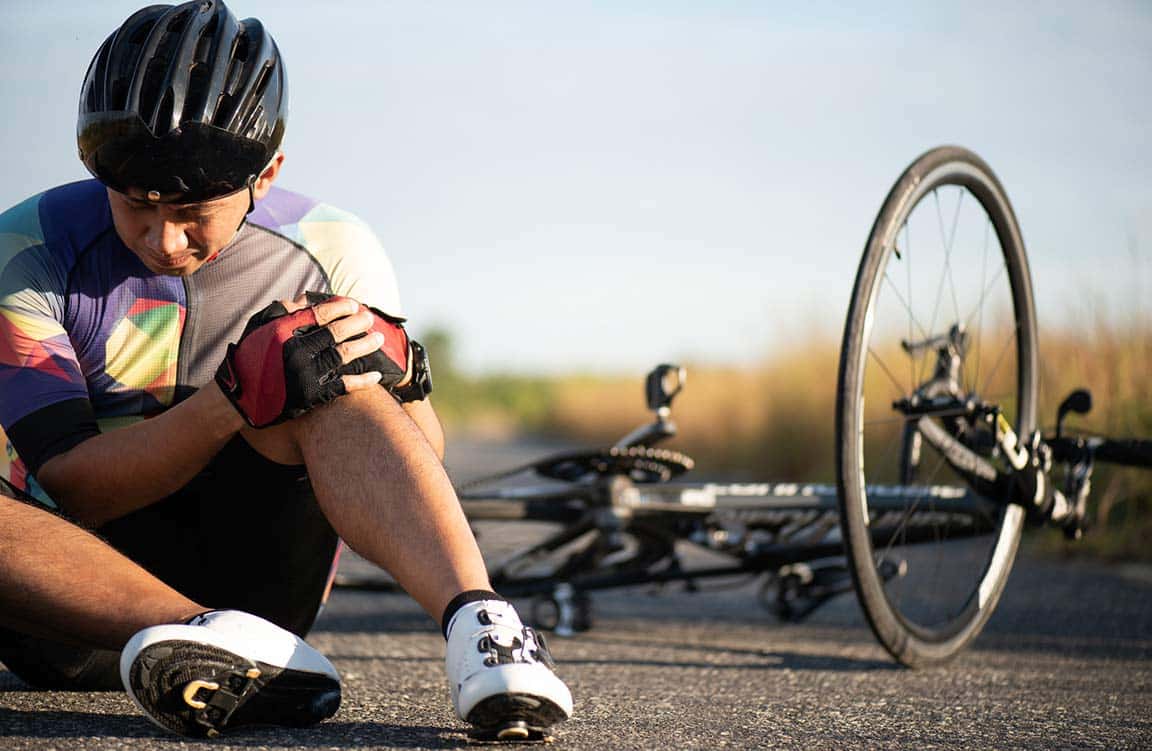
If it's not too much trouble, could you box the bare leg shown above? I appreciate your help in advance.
[240,391,574,736]
[0,494,206,651]
[284,391,491,621]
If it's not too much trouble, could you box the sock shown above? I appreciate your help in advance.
[183,609,218,625]
[441,590,508,639]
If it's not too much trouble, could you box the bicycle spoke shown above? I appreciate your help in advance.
[881,269,932,345]
[904,221,916,390]
[972,219,993,396]
[880,259,934,397]
[925,188,964,343]
[945,187,964,327]
[862,416,909,427]
[978,323,1019,403]
[961,263,1007,336]
[867,345,909,400]
[865,421,907,479]
[962,255,1009,400]
[876,446,948,554]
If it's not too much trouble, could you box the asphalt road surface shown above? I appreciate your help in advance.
[2,441,1150,750]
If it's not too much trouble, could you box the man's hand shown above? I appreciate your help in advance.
[215,292,410,428]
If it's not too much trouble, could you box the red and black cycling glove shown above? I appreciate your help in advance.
[215,292,411,428]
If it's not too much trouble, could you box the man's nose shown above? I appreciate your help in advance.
[145,220,189,255]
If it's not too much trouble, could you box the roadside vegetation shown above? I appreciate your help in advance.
[425,319,1151,561]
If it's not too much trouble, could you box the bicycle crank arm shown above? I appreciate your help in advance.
[916,417,1079,528]
[914,417,1009,497]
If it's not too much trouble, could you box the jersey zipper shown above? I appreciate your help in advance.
[176,274,195,405]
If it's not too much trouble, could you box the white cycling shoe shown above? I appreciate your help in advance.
[445,599,574,741]
[120,610,341,738]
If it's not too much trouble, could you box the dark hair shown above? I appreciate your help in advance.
[78,0,287,203]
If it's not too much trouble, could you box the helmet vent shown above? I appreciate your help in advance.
[138,14,186,123]
[241,104,265,139]
[85,79,99,111]
[108,77,129,110]
[154,88,176,134]
[165,9,190,35]
[194,13,218,64]
[140,59,170,125]
[127,21,153,46]
[221,32,247,100]
[188,62,211,108]
[232,31,250,64]
[212,91,235,127]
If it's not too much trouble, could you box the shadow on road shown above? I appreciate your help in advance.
[560,634,897,672]
[0,708,464,748]
[315,608,436,635]
[0,709,154,739]
[560,651,895,672]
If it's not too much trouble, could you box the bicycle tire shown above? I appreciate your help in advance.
[836,146,1038,667]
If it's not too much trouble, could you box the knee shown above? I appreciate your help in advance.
[240,389,404,465]
[240,421,305,465]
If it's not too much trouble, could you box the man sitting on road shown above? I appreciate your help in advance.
[0,0,571,741]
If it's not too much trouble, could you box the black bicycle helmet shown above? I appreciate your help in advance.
[78,0,287,203]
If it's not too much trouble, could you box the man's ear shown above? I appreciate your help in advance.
[252,152,285,199]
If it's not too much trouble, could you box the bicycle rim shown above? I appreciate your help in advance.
[836,146,1038,667]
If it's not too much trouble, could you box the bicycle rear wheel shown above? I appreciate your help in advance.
[836,146,1038,667]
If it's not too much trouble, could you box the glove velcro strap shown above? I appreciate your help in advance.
[217,307,343,428]
[366,307,410,384]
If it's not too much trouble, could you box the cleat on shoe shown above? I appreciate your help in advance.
[120,610,341,738]
[497,723,531,741]
[446,600,573,740]
[465,719,555,743]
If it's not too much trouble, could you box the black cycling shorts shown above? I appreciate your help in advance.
[0,436,340,690]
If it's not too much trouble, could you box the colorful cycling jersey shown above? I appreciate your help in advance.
[0,179,402,506]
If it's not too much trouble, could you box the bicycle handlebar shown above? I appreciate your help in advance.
[1048,436,1152,469]
[1092,438,1152,468]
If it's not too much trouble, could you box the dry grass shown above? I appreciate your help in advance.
[1032,318,1152,560]
[458,319,1150,559]
[546,344,840,481]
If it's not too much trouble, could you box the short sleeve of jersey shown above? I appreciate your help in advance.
[0,191,99,486]
[250,193,403,317]
[0,193,90,426]
[299,204,402,315]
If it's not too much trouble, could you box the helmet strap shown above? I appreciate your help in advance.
[236,174,257,232]
[246,174,257,215]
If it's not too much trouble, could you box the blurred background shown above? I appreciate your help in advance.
[2,1,1148,556]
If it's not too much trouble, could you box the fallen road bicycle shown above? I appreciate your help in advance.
[340,146,1152,667]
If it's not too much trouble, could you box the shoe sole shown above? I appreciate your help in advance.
[465,692,568,742]
[126,640,340,738]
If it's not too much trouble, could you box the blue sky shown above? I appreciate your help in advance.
[2,1,1149,373]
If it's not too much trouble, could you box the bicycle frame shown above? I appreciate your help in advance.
[333,148,1151,661]
[468,477,991,585]
[329,351,1147,639]
[439,350,1150,636]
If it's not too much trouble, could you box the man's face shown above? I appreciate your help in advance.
[107,187,251,276]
